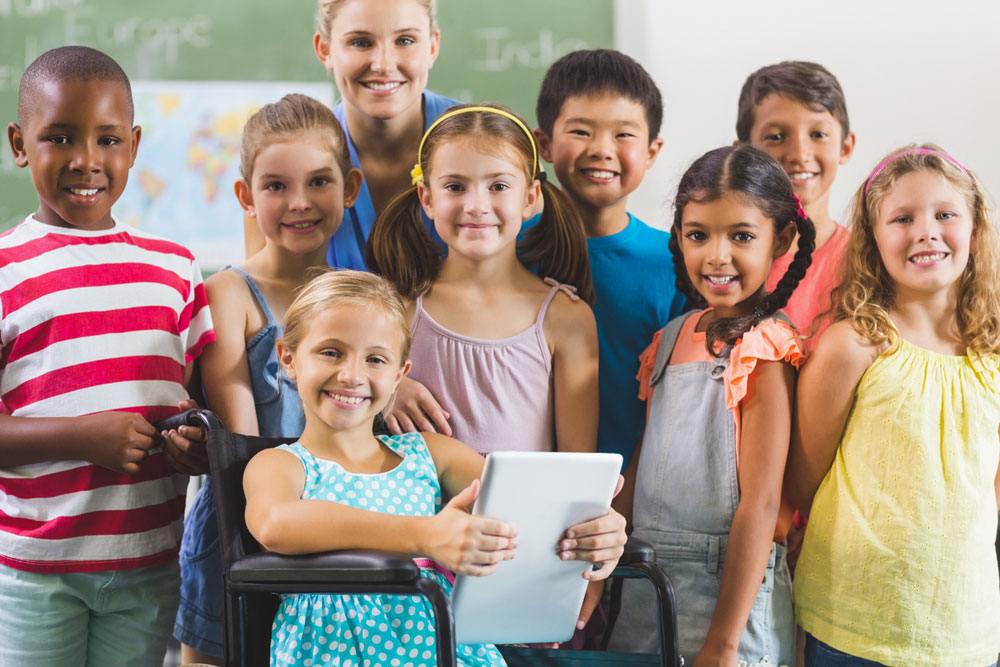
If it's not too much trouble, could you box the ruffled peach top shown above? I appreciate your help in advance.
[637,310,804,540]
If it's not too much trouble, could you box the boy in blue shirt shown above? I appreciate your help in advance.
[528,49,685,467]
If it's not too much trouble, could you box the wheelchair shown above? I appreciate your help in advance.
[163,409,681,667]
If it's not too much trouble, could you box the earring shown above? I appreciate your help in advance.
[248,208,256,217]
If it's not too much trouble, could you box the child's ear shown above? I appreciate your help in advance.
[523,178,541,219]
[839,131,857,165]
[234,179,255,217]
[646,137,664,167]
[416,181,433,219]
[276,340,296,380]
[533,127,553,163]
[314,32,334,70]
[773,222,797,258]
[395,359,412,386]
[343,168,364,208]
[128,125,142,167]
[8,123,28,168]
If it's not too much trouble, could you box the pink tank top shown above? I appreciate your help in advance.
[408,278,578,455]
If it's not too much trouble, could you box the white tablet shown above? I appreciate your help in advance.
[451,451,622,645]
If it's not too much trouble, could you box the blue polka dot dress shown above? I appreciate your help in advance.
[271,433,506,667]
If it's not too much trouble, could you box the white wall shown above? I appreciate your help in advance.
[614,0,1000,231]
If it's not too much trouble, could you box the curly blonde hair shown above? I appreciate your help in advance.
[834,143,1000,353]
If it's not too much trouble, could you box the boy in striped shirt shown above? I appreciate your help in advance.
[1,46,214,665]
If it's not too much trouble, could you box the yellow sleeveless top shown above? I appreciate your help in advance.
[794,336,1000,667]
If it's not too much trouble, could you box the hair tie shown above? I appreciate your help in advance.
[411,106,538,186]
[536,170,547,183]
[792,193,807,221]
[864,148,969,196]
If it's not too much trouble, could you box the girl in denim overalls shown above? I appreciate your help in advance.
[174,94,363,665]
[609,145,815,667]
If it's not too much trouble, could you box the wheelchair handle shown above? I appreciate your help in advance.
[154,408,223,433]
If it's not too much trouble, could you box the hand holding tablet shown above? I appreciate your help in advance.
[450,451,624,645]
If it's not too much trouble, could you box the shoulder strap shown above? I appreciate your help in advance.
[536,277,580,325]
[227,266,277,325]
[649,312,694,387]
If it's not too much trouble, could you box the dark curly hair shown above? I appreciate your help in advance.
[670,145,815,355]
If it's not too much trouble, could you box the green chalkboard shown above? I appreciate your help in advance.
[0,0,614,242]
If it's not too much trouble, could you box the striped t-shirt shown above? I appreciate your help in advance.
[0,217,214,573]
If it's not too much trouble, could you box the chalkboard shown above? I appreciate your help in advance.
[0,0,615,260]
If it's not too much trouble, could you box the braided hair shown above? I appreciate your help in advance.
[670,145,815,356]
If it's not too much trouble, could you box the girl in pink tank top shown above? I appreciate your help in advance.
[366,104,599,456]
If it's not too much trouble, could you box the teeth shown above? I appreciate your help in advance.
[364,82,400,91]
[288,221,315,229]
[706,275,736,284]
[911,252,947,264]
[330,393,365,405]
[585,170,616,179]
[70,188,99,196]
[789,173,815,181]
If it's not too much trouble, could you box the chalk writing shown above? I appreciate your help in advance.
[471,27,587,72]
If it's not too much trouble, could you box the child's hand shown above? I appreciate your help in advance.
[80,411,157,474]
[160,399,209,475]
[386,376,452,436]
[425,479,517,576]
[558,475,627,580]
[575,579,605,631]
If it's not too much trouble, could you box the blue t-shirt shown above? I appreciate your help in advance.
[328,89,459,270]
[521,212,686,466]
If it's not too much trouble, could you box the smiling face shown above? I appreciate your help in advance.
[8,78,140,230]
[678,192,793,319]
[236,136,360,256]
[537,93,662,214]
[747,93,854,212]
[872,169,973,302]
[314,0,439,121]
[418,137,539,263]
[280,302,411,436]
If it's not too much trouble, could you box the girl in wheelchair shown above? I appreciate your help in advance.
[244,270,627,667]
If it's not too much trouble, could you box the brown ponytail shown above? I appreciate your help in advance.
[365,185,442,301]
[517,179,593,303]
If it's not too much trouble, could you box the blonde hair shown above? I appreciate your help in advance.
[834,143,1000,353]
[282,270,413,363]
[315,0,437,45]
[239,93,351,183]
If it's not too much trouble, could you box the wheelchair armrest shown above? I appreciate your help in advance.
[230,549,422,584]
[619,535,655,565]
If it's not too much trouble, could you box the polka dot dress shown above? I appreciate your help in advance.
[271,433,506,667]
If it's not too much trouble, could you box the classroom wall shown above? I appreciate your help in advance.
[616,0,1000,232]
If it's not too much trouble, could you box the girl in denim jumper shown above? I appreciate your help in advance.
[609,145,815,667]
[174,94,363,665]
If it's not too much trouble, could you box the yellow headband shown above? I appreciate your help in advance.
[410,106,539,186]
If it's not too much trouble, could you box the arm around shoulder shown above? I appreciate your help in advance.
[545,293,599,453]
[787,319,880,514]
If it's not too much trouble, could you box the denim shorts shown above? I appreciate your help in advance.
[805,634,998,667]
[0,559,179,666]
[173,480,224,657]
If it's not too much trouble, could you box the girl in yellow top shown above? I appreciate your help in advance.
[788,145,1000,667]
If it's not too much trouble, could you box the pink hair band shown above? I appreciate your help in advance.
[864,148,969,195]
